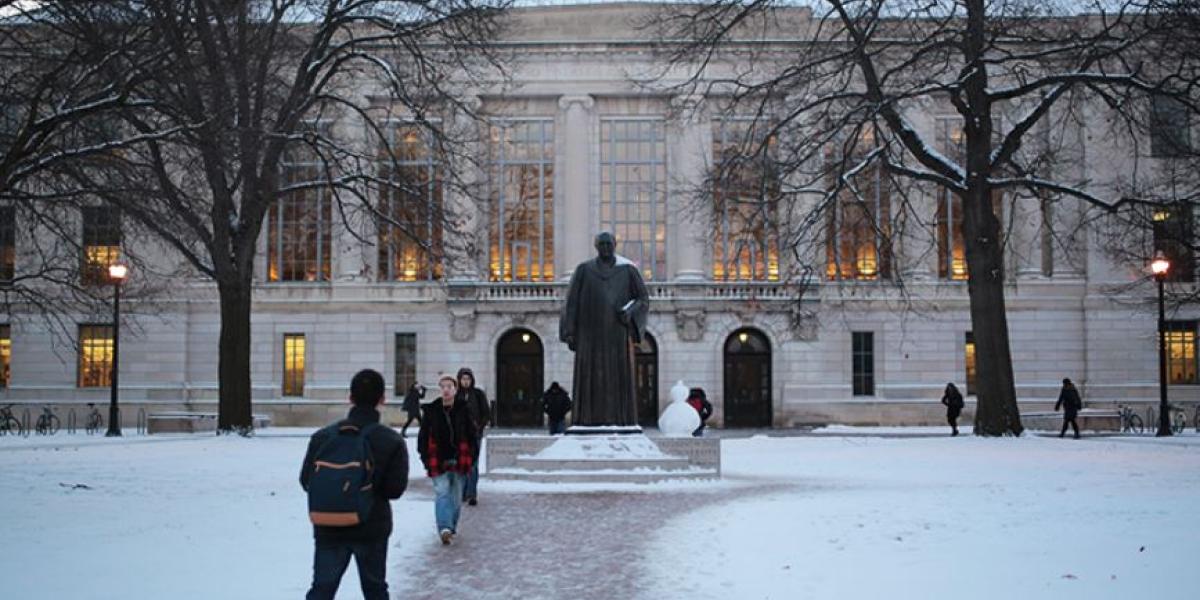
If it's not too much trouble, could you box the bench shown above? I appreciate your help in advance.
[147,412,272,434]
[1022,408,1120,433]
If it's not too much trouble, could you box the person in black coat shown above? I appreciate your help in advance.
[300,369,409,600]
[400,383,425,438]
[456,367,489,505]
[686,387,714,437]
[1055,378,1083,439]
[542,381,572,435]
[418,375,478,544]
[941,382,965,436]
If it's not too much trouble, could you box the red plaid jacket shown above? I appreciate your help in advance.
[417,399,477,477]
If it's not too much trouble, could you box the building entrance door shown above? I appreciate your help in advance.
[723,328,772,427]
[496,329,544,427]
[635,333,659,427]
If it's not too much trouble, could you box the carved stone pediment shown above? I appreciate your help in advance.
[449,308,477,342]
[675,309,706,342]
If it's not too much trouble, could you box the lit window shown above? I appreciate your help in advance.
[964,331,976,395]
[935,119,1004,281]
[600,119,667,280]
[283,334,305,397]
[826,127,892,281]
[1165,321,1197,385]
[712,119,781,281]
[378,123,444,282]
[0,324,10,387]
[268,124,332,282]
[81,207,120,285]
[394,333,416,396]
[489,120,554,281]
[78,325,113,388]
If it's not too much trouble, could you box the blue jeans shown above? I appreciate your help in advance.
[463,463,480,501]
[306,539,388,600]
[432,471,465,532]
[548,418,566,435]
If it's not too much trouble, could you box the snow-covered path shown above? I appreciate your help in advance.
[1,430,1197,599]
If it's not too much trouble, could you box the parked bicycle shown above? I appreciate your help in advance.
[34,406,60,436]
[0,404,23,436]
[1118,405,1144,434]
[84,403,103,435]
[1145,404,1187,435]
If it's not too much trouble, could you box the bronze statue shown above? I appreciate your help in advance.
[559,232,650,427]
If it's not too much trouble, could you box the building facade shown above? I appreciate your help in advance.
[2,4,1196,428]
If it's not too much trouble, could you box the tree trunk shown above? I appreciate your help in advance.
[217,279,253,433]
[962,187,1023,436]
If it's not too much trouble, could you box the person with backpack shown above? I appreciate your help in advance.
[456,367,489,506]
[941,382,965,436]
[1055,378,1083,439]
[542,381,572,435]
[418,374,478,545]
[299,369,409,600]
[401,382,425,438]
[686,387,714,437]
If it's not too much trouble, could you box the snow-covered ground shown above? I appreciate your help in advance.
[2,429,1198,599]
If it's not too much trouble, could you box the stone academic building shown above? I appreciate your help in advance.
[1,4,1196,428]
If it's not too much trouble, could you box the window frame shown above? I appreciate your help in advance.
[282,333,306,397]
[77,323,114,388]
[599,117,668,281]
[394,333,417,397]
[851,331,875,396]
[268,122,333,283]
[376,120,445,282]
[488,118,555,282]
[1165,320,1198,385]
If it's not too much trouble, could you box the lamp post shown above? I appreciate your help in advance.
[1150,251,1171,437]
[106,263,128,437]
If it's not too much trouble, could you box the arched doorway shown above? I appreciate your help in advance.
[635,333,659,427]
[723,328,772,427]
[496,329,544,427]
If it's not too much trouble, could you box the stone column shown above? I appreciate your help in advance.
[901,187,938,281]
[1013,193,1045,280]
[668,94,711,282]
[444,96,484,282]
[334,214,369,281]
[558,94,595,279]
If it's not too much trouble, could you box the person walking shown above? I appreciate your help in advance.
[542,381,572,435]
[300,369,409,600]
[400,383,425,438]
[456,367,490,506]
[1055,378,1083,439]
[941,382,965,436]
[686,387,714,437]
[418,375,478,545]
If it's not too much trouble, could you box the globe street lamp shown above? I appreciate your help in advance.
[1150,251,1171,437]
[106,263,128,437]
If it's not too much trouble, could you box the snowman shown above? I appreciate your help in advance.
[657,380,700,437]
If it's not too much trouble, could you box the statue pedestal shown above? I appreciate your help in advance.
[486,433,720,484]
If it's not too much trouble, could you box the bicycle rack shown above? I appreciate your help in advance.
[21,408,31,437]
[136,408,147,435]
[67,408,78,434]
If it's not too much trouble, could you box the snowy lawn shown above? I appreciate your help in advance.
[1,429,1197,599]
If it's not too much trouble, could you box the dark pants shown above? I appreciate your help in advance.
[401,412,420,438]
[306,539,388,600]
[947,410,961,435]
[1060,416,1080,438]
[548,418,566,435]
[692,423,707,437]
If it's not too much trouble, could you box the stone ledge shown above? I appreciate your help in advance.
[486,434,721,482]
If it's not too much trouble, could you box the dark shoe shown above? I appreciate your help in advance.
[1074,434,1081,440]
[951,429,959,436]
[467,498,478,506]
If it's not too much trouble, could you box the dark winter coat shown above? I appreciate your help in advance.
[686,391,714,423]
[417,398,478,477]
[402,385,424,415]
[1055,386,1083,418]
[941,388,965,418]
[542,384,572,421]
[299,405,409,543]
[456,367,491,432]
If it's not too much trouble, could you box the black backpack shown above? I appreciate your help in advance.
[307,422,380,527]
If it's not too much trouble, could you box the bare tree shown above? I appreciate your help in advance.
[11,0,507,432]
[649,0,1199,435]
